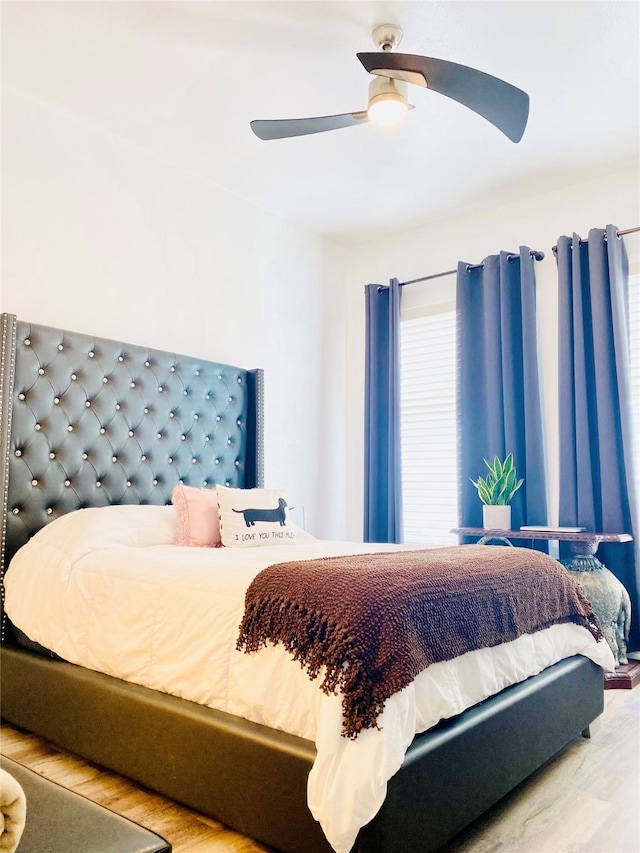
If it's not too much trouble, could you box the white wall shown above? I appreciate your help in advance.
[0,87,349,538]
[344,164,640,541]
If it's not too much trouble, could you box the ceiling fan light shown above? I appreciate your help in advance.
[368,92,408,126]
[367,76,409,126]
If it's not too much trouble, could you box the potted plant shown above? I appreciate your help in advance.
[471,453,524,530]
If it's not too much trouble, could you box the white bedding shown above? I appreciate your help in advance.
[4,505,616,853]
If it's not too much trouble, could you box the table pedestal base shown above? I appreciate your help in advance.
[561,541,631,667]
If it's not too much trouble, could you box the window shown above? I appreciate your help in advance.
[398,264,638,550]
[400,303,458,546]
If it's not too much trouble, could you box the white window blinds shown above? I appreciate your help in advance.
[400,305,458,547]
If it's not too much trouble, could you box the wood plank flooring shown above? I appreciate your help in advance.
[1,687,638,853]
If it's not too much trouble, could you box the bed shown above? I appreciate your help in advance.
[0,312,614,853]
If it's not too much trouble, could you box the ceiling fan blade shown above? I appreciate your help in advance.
[251,111,368,140]
[357,52,529,142]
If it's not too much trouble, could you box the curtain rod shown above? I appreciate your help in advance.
[399,227,640,286]
[399,248,544,287]
[551,225,640,256]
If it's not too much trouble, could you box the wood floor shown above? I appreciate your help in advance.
[1,686,638,853]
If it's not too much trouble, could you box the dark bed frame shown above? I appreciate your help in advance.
[0,312,605,853]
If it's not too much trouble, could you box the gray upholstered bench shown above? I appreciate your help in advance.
[1,757,171,853]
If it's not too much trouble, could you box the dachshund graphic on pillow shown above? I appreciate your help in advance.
[233,498,288,527]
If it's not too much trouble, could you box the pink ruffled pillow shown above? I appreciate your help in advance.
[171,485,221,547]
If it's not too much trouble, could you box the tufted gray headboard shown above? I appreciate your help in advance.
[0,313,264,572]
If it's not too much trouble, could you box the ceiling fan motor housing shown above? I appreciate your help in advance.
[368,75,408,109]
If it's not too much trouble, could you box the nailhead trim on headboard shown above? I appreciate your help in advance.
[0,314,264,572]
[0,313,17,640]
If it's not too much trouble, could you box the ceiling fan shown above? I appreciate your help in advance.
[251,24,529,143]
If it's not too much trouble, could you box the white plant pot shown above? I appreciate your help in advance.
[482,504,512,530]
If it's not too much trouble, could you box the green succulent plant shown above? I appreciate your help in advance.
[471,453,524,505]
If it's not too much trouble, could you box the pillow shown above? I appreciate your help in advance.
[0,767,26,853]
[11,505,177,564]
[216,486,296,548]
[172,484,221,547]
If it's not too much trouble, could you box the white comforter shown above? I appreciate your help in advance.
[4,505,615,853]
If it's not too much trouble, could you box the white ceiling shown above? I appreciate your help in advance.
[3,1,639,246]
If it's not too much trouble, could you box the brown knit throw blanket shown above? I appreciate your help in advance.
[237,545,603,739]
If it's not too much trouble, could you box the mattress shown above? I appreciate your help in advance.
[3,504,615,853]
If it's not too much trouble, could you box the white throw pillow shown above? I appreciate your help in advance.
[11,504,177,565]
[216,486,296,548]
